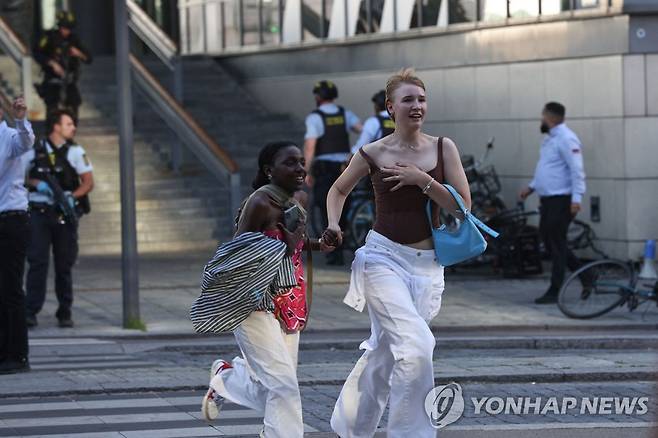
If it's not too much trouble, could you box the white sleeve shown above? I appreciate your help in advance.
[68,146,93,174]
[304,113,324,140]
[352,117,380,154]
[345,110,361,130]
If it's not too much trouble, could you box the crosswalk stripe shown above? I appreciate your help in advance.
[0,393,318,437]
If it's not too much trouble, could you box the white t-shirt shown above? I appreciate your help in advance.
[22,140,93,204]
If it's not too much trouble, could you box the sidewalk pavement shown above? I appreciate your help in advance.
[26,251,658,338]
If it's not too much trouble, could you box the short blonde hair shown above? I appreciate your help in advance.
[385,67,426,103]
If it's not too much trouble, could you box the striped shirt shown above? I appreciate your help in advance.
[190,232,297,334]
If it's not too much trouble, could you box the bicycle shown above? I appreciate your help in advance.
[558,258,658,319]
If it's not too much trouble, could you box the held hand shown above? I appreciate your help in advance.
[319,238,335,253]
[69,46,84,59]
[321,226,343,249]
[381,163,426,192]
[570,203,581,217]
[278,219,306,256]
[519,187,533,201]
[11,95,27,119]
[36,181,54,198]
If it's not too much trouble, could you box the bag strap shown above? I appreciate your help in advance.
[426,184,500,238]
[302,240,313,332]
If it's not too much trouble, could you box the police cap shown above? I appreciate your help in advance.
[56,11,76,29]
[313,80,338,100]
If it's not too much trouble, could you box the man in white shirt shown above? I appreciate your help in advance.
[23,109,94,327]
[304,80,362,265]
[0,96,35,374]
[520,102,590,304]
[351,90,395,153]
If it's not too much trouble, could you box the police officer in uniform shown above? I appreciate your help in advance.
[304,80,362,265]
[0,96,35,374]
[351,90,395,153]
[33,11,92,121]
[23,109,94,328]
[520,102,591,304]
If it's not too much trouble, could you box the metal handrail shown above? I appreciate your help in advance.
[130,55,242,215]
[126,0,177,69]
[0,16,33,113]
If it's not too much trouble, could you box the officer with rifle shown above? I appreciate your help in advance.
[33,11,92,121]
[22,109,93,328]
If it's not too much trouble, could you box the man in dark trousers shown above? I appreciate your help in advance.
[520,102,589,304]
[23,109,94,328]
[33,11,92,121]
[0,95,35,374]
[304,80,362,265]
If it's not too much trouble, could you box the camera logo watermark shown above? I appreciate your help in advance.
[424,382,465,429]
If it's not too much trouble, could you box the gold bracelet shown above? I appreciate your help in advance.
[421,178,434,195]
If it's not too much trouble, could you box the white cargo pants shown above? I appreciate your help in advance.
[332,230,445,438]
[210,310,303,438]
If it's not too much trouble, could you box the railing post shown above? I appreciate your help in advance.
[258,0,264,44]
[366,0,372,33]
[114,0,141,330]
[221,1,227,50]
[20,56,33,112]
[229,173,242,222]
[278,0,284,43]
[416,0,422,28]
[344,0,349,38]
[393,0,398,33]
[320,0,326,39]
[239,0,245,46]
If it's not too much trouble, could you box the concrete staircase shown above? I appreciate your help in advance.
[1,54,304,255]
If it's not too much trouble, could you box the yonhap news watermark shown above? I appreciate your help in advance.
[425,382,651,429]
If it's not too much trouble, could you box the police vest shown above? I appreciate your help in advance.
[312,106,350,156]
[29,139,80,193]
[376,115,395,140]
[29,139,91,215]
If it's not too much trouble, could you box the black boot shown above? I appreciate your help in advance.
[0,357,30,374]
[535,291,558,304]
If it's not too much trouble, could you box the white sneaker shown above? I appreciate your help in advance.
[201,359,232,421]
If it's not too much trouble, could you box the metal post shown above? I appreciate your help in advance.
[393,0,398,32]
[476,0,481,21]
[320,0,326,39]
[20,57,32,112]
[366,0,372,33]
[113,0,140,329]
[258,0,264,44]
[238,0,245,46]
[300,0,305,41]
[538,0,542,16]
[278,0,284,43]
[506,0,511,18]
[343,0,349,38]
[202,2,208,52]
[416,0,422,28]
[221,1,226,49]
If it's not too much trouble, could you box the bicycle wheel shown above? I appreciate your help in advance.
[349,199,375,249]
[558,259,633,319]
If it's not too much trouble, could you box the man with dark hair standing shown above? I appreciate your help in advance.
[520,102,589,304]
[0,95,35,374]
[33,10,92,120]
[22,109,94,328]
[304,80,362,265]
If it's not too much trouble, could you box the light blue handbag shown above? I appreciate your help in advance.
[426,184,500,266]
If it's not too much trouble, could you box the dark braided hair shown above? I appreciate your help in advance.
[252,141,300,190]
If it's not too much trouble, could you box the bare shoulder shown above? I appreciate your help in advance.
[244,191,276,214]
[440,136,461,156]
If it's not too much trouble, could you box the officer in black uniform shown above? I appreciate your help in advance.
[22,109,94,328]
[33,11,92,121]
[304,80,362,265]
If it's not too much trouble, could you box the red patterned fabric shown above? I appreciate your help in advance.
[263,229,307,332]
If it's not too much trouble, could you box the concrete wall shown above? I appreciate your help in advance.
[215,14,658,259]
